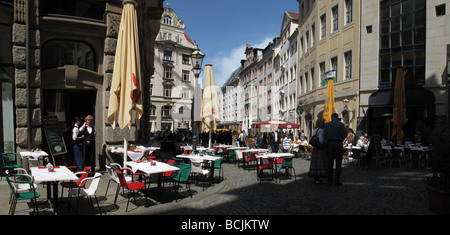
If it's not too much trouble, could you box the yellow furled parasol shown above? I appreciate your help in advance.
[323,75,336,123]
[391,68,407,141]
[107,0,143,167]
[202,64,220,147]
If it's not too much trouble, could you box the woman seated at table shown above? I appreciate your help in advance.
[299,136,308,146]
[356,135,369,149]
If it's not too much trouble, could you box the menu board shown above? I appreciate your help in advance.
[43,116,67,156]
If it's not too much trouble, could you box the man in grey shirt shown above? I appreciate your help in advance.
[323,113,348,186]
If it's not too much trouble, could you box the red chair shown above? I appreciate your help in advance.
[60,167,91,199]
[116,169,148,212]
[244,151,258,170]
[258,157,275,183]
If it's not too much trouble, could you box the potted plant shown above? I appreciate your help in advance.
[423,128,450,214]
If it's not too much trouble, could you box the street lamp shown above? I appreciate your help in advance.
[191,49,205,152]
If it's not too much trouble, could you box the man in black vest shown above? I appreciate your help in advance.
[72,117,85,171]
[323,113,348,186]
[269,128,281,153]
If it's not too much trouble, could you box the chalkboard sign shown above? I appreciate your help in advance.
[43,116,67,156]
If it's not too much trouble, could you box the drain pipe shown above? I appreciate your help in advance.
[26,0,31,149]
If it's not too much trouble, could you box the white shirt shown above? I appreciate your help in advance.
[72,124,80,141]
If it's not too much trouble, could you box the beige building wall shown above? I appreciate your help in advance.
[297,0,361,137]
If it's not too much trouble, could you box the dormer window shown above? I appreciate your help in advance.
[164,15,172,25]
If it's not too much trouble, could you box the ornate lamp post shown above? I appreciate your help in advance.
[191,49,205,152]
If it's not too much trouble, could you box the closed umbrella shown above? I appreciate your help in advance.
[202,64,220,148]
[391,68,407,141]
[323,76,336,123]
[107,0,143,167]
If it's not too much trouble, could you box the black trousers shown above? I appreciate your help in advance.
[83,141,95,169]
[327,141,344,184]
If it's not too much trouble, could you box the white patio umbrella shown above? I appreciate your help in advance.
[107,0,143,168]
[201,64,220,148]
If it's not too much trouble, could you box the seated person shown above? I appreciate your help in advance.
[356,135,369,149]
[299,136,309,146]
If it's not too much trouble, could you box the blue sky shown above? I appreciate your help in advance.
[167,0,299,87]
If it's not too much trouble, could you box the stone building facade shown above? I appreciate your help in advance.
[152,3,199,132]
[0,0,164,170]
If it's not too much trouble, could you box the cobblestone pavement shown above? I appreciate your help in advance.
[0,156,436,216]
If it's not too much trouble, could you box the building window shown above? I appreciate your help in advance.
[161,105,172,117]
[164,50,172,61]
[164,86,172,97]
[150,105,156,116]
[320,14,327,39]
[149,84,153,96]
[379,0,426,87]
[345,0,353,25]
[311,23,316,47]
[310,67,315,90]
[344,51,352,80]
[330,56,338,77]
[182,54,190,64]
[40,0,105,22]
[42,40,96,71]
[182,70,190,82]
[0,24,15,153]
[319,62,326,87]
[164,67,172,79]
[332,5,339,33]
[163,15,172,25]
[436,4,446,17]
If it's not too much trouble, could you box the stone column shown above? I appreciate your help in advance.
[13,0,42,150]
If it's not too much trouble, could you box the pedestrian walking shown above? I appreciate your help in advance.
[323,113,348,186]
[308,117,328,184]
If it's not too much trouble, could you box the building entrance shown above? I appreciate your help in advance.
[43,89,96,164]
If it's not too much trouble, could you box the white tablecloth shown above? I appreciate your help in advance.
[31,166,79,183]
[20,150,49,160]
[126,161,179,174]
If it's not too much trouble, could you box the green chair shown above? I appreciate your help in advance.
[277,157,296,182]
[171,157,184,168]
[213,157,224,182]
[226,149,236,162]
[5,174,40,215]
[1,153,23,175]
[171,163,192,202]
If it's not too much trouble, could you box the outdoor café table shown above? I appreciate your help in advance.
[125,160,180,198]
[255,153,295,178]
[214,145,233,154]
[30,166,79,214]
[176,154,222,183]
[135,145,160,156]
[19,150,49,169]
[108,146,145,161]
[236,149,268,168]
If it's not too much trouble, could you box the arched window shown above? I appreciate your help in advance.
[163,15,172,25]
[41,40,96,71]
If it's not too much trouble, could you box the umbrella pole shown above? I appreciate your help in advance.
[124,128,129,168]
[209,131,212,148]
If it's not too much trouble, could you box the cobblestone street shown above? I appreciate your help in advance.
[1,156,436,216]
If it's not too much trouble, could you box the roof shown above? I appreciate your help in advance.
[222,66,242,88]
[287,12,299,20]
[184,31,195,45]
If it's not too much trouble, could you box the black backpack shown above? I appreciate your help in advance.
[309,129,322,148]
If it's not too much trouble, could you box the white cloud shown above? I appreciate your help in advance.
[207,37,274,88]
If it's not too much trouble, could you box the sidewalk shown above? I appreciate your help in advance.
[0,156,436,215]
